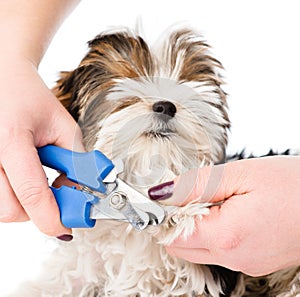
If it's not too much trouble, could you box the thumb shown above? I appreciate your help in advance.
[148,161,247,206]
[49,108,86,189]
[51,107,85,152]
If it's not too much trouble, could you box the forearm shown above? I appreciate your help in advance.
[0,0,80,66]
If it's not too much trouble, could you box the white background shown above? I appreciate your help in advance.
[1,0,300,295]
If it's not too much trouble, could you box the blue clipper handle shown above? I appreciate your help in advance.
[38,145,114,193]
[50,186,98,228]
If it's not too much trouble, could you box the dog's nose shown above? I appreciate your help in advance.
[152,101,177,118]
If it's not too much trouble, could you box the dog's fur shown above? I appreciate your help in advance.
[10,27,300,297]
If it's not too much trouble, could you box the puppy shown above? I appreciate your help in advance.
[10,27,300,297]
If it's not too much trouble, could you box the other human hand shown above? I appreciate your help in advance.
[149,156,300,276]
[0,58,84,238]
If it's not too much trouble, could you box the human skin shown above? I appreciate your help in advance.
[149,156,300,276]
[0,0,82,238]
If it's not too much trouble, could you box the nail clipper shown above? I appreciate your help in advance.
[38,145,174,231]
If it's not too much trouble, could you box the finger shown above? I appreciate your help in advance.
[149,160,250,206]
[173,166,220,205]
[169,198,246,251]
[1,136,71,236]
[0,168,29,222]
[165,246,218,266]
[50,109,85,152]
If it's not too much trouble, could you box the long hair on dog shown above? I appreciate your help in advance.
[11,26,300,297]
[55,28,232,295]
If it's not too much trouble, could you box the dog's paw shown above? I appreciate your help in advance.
[149,202,211,245]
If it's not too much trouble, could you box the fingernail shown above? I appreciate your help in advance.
[148,181,174,201]
[57,234,73,242]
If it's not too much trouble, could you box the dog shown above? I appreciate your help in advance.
[10,26,300,297]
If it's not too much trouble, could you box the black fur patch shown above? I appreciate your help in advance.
[226,149,291,161]
[208,265,240,296]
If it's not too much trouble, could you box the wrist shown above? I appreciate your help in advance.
[0,25,43,68]
[0,1,81,68]
[0,45,41,69]
[0,56,39,83]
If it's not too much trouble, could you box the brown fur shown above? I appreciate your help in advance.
[52,28,299,296]
[54,32,155,113]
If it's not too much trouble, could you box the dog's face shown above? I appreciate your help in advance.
[54,28,230,189]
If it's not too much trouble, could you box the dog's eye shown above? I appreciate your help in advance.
[111,97,141,113]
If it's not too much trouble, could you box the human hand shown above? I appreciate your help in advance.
[0,58,84,238]
[149,156,300,276]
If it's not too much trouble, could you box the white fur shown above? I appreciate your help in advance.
[8,27,300,297]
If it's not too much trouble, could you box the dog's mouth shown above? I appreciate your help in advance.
[144,128,176,138]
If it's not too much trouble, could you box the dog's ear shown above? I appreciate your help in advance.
[53,71,74,109]
[53,31,156,121]
[53,69,84,121]
[160,29,226,101]
[86,31,155,78]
